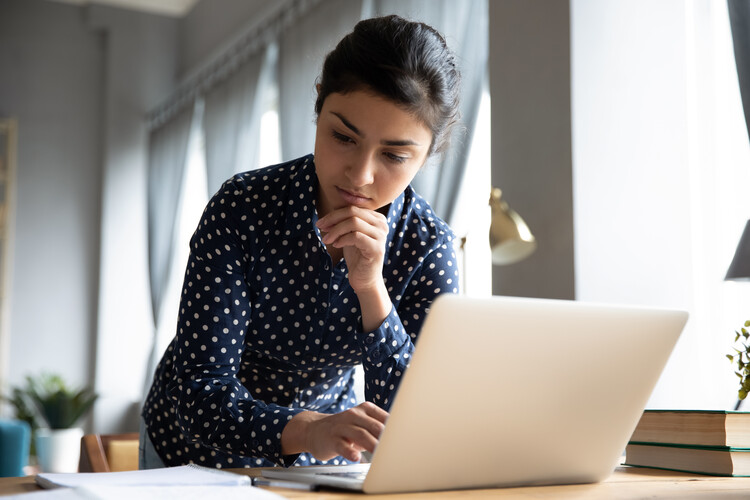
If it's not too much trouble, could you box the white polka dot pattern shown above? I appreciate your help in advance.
[142,154,458,468]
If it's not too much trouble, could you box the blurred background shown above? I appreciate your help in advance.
[0,0,749,434]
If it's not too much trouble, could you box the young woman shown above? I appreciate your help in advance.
[140,14,461,470]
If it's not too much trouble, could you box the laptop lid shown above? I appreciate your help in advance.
[264,294,688,494]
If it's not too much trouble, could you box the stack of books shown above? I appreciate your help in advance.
[624,409,750,476]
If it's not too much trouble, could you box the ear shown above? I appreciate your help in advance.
[315,83,322,95]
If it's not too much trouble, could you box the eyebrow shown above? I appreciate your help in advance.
[331,111,421,147]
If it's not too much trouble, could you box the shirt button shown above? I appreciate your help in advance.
[372,349,381,359]
[365,336,374,345]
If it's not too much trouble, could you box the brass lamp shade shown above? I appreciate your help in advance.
[489,187,536,265]
[726,220,750,281]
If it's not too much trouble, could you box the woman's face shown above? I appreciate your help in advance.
[313,90,433,218]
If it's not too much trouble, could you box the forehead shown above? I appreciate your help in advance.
[321,90,432,142]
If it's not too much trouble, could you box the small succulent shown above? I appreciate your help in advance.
[727,320,750,410]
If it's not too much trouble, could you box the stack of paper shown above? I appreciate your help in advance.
[5,464,285,500]
[35,464,252,489]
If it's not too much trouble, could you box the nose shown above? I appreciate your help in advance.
[346,152,376,187]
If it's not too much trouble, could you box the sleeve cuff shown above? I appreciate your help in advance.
[355,305,410,365]
[248,405,305,466]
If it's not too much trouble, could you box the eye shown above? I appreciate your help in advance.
[331,130,354,144]
[384,152,407,164]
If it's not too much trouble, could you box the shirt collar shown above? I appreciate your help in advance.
[283,155,319,238]
[384,189,407,243]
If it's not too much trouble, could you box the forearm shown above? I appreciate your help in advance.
[280,411,323,455]
[168,373,302,462]
[356,281,393,332]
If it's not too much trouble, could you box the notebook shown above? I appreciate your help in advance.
[262,294,688,494]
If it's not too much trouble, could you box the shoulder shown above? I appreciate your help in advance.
[205,155,314,218]
[219,154,314,196]
[193,155,315,245]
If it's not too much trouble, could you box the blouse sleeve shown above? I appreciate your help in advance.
[354,240,459,410]
[165,181,303,466]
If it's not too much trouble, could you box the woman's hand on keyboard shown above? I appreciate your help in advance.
[281,401,388,462]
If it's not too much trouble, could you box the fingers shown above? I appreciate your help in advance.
[306,402,390,462]
[329,403,386,454]
[348,402,387,445]
[321,218,375,247]
[317,205,385,230]
[317,209,388,260]
[358,400,389,426]
[317,207,388,245]
[339,425,379,456]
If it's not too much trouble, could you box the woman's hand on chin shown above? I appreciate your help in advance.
[317,206,393,330]
[316,205,388,291]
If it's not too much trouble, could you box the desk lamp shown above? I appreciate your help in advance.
[726,220,750,281]
[488,187,536,265]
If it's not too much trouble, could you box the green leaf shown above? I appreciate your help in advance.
[7,373,97,429]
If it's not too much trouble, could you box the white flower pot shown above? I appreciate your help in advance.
[35,427,83,473]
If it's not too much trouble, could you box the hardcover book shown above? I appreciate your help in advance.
[629,410,750,448]
[624,442,750,476]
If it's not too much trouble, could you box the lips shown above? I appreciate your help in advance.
[336,186,371,206]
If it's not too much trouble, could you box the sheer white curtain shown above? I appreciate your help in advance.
[367,0,488,225]
[204,44,277,196]
[572,0,750,409]
[146,105,195,328]
[278,0,363,160]
[144,103,196,386]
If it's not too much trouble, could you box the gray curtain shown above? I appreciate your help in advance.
[278,0,363,160]
[729,0,750,147]
[204,44,277,196]
[145,103,194,380]
[369,0,488,225]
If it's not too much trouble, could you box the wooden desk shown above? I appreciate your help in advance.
[1,467,750,499]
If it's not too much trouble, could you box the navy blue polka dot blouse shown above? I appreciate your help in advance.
[142,154,458,468]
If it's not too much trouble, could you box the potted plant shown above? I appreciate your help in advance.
[727,320,750,411]
[4,373,97,472]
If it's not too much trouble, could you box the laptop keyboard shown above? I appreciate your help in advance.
[318,471,367,481]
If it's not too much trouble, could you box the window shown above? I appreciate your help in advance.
[451,83,492,297]
[154,115,208,357]
[571,0,750,409]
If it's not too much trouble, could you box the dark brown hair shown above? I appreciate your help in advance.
[315,15,461,156]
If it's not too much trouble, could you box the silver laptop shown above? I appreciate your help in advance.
[262,294,688,494]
